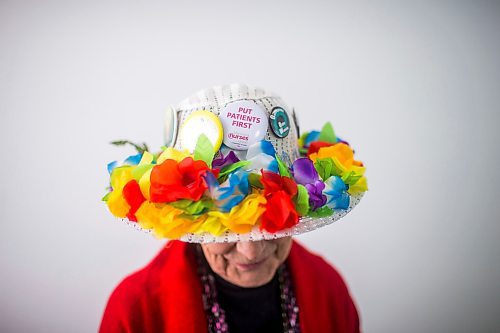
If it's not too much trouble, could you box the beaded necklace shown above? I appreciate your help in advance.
[195,246,301,333]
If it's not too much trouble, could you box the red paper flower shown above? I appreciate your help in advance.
[260,190,299,233]
[260,171,299,232]
[306,141,335,157]
[150,157,210,203]
[261,171,297,197]
[122,179,146,222]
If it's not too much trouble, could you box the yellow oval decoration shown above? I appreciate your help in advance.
[178,110,224,153]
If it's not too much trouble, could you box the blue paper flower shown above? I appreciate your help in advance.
[324,176,350,210]
[107,161,118,174]
[123,153,142,165]
[304,131,320,147]
[107,153,143,174]
[245,140,278,173]
[204,170,250,212]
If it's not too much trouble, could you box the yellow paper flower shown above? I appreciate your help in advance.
[135,201,206,239]
[298,136,305,149]
[107,166,133,218]
[139,151,154,165]
[204,193,267,234]
[196,217,228,236]
[348,176,368,194]
[157,147,192,164]
[138,168,152,200]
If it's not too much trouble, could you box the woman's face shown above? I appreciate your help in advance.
[201,237,293,288]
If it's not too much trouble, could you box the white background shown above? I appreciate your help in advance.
[1,1,499,332]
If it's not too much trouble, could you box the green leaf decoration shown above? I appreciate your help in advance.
[218,161,251,179]
[294,185,310,216]
[315,157,344,180]
[314,158,332,181]
[131,164,154,181]
[248,173,264,189]
[299,148,308,155]
[217,174,228,184]
[170,199,214,216]
[342,171,363,186]
[194,134,215,168]
[110,140,150,154]
[275,154,291,178]
[307,206,334,218]
[318,122,337,143]
[169,199,191,209]
[101,192,111,202]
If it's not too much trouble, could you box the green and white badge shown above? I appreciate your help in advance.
[269,107,290,138]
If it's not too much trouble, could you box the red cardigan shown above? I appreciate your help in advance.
[100,240,360,332]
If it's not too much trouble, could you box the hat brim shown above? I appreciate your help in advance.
[169,193,364,243]
[116,190,364,244]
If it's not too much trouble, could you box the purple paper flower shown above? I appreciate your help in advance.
[305,181,327,210]
[292,158,327,210]
[212,151,240,169]
[293,158,318,184]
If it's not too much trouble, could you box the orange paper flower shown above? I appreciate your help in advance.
[309,143,364,168]
[149,157,211,203]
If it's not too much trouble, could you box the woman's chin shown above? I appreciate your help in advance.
[229,265,276,287]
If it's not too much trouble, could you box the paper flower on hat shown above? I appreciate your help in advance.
[205,170,250,212]
[106,166,134,218]
[245,140,279,173]
[324,176,350,210]
[260,171,299,233]
[157,147,192,164]
[150,157,211,203]
[292,158,327,211]
[212,151,240,169]
[302,131,320,147]
[121,179,146,221]
[309,143,368,195]
[103,119,368,242]
[203,193,266,235]
[348,176,368,195]
[106,152,142,176]
[309,143,364,170]
[135,201,207,239]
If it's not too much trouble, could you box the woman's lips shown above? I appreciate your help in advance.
[236,258,267,271]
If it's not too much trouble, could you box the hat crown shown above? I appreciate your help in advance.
[173,84,300,164]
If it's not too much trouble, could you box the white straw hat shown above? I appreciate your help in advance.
[104,84,367,243]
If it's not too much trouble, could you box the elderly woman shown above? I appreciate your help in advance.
[100,85,367,333]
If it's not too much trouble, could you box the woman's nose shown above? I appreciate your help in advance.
[236,241,266,261]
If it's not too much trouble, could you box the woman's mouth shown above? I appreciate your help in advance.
[236,258,267,271]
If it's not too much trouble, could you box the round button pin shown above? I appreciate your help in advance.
[219,100,268,150]
[270,107,290,138]
[178,110,223,153]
